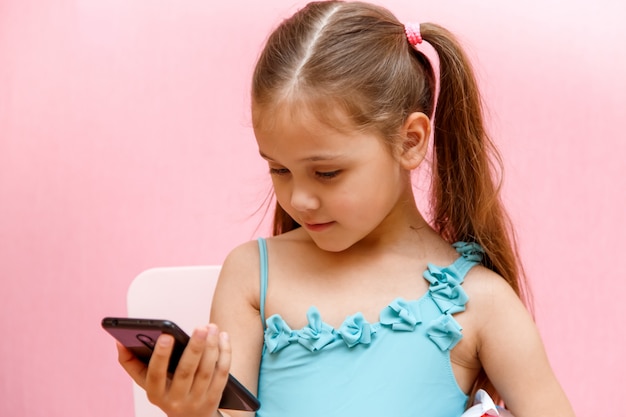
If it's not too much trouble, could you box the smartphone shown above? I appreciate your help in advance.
[101,317,260,412]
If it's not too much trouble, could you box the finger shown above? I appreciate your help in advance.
[206,331,232,406]
[116,342,148,388]
[169,326,212,397]
[189,325,222,397]
[144,334,175,401]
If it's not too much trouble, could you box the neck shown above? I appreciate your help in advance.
[354,188,432,252]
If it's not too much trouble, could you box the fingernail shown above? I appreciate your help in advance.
[158,335,173,347]
[207,324,219,336]
[220,331,229,342]
[193,326,209,340]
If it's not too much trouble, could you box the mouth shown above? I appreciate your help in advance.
[303,221,335,232]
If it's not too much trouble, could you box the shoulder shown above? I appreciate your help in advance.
[461,264,539,366]
[462,267,575,415]
[217,231,308,298]
[221,239,263,274]
[461,265,531,339]
[463,265,522,309]
[215,239,264,310]
[221,230,309,265]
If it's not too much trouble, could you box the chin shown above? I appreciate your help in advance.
[309,235,357,253]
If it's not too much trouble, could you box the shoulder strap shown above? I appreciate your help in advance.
[257,237,269,329]
[451,241,484,280]
[451,257,480,280]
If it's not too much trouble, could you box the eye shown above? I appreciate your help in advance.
[269,167,290,176]
[315,170,341,180]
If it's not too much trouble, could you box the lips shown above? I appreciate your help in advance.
[303,221,335,232]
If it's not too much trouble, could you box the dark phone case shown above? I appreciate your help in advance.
[101,317,260,411]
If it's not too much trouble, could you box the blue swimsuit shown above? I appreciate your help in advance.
[255,238,483,417]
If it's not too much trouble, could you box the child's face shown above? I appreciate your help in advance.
[254,105,414,252]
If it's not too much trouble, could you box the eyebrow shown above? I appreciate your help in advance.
[259,151,343,162]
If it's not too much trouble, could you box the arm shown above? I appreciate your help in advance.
[473,271,576,417]
[210,240,266,417]
[117,240,264,417]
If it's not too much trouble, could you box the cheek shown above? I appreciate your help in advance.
[350,170,403,211]
[329,191,356,212]
[330,185,375,218]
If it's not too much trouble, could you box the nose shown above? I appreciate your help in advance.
[290,183,320,212]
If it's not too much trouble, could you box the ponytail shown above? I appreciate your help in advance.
[420,23,528,298]
[421,23,532,404]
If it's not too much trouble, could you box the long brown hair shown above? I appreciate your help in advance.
[252,0,530,404]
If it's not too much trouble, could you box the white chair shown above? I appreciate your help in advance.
[126,265,221,417]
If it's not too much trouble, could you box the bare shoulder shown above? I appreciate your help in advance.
[462,266,525,311]
[462,267,575,416]
[219,229,311,284]
[213,232,308,312]
[214,239,263,312]
[460,265,534,347]
[221,239,262,278]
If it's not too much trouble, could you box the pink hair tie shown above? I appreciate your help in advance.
[404,23,423,46]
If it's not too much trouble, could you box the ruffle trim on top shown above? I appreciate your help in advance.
[424,241,484,351]
[380,298,422,331]
[263,242,483,354]
[264,307,380,353]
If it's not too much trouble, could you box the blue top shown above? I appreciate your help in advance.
[255,238,484,417]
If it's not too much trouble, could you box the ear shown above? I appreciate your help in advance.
[398,112,430,170]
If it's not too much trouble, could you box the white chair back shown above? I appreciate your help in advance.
[126,266,221,417]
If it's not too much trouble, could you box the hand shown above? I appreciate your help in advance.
[117,323,231,417]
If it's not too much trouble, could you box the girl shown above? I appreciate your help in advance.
[117,1,576,416]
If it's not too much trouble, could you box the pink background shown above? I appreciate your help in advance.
[1,0,624,416]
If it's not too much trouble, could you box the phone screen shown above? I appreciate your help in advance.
[102,317,260,411]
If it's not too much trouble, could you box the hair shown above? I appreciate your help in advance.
[251,0,530,405]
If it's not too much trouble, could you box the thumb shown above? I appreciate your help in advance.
[116,341,149,388]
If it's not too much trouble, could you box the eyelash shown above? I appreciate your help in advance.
[269,167,290,176]
[268,168,341,180]
[315,170,340,180]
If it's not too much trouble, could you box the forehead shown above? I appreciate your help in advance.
[254,105,344,155]
[252,101,386,162]
[252,96,353,134]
